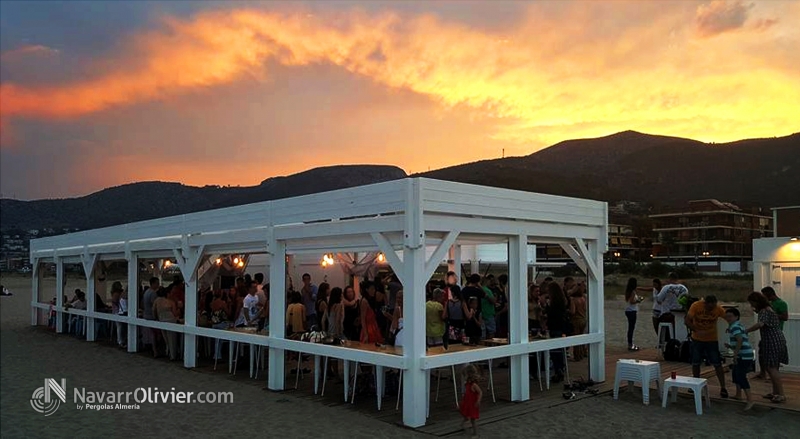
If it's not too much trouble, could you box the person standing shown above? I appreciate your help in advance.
[746,292,789,403]
[623,278,650,351]
[650,278,663,335]
[725,308,755,411]
[545,282,568,383]
[300,273,318,329]
[686,295,729,398]
[142,277,160,357]
[656,272,689,337]
[480,276,497,339]
[569,281,588,361]
[755,286,789,379]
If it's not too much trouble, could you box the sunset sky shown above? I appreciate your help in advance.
[1,0,798,200]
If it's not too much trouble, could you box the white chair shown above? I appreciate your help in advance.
[613,359,662,405]
[656,323,674,352]
[662,376,710,415]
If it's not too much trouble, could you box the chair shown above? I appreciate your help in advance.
[662,376,710,415]
[613,359,662,405]
[545,348,571,390]
[656,323,674,352]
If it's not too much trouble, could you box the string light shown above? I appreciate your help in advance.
[237,260,244,268]
[233,257,240,265]
[377,253,386,263]
[215,258,222,265]
[321,254,335,267]
[164,260,172,268]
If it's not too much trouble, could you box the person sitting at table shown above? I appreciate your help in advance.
[153,287,180,360]
[65,289,87,335]
[426,288,447,346]
[342,286,361,341]
[360,281,385,344]
[464,296,483,346]
[286,291,307,336]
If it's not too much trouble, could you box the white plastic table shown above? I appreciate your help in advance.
[662,376,710,415]
[613,359,662,405]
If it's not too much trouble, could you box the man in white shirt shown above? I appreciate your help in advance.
[235,282,261,327]
[656,272,689,338]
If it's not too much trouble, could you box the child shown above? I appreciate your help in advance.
[460,364,483,438]
[724,308,755,411]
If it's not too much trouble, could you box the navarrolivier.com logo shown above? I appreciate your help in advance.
[30,379,66,416]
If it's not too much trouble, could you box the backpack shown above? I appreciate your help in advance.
[679,340,692,363]
[663,339,682,361]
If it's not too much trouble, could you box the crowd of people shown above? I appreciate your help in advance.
[622,272,790,409]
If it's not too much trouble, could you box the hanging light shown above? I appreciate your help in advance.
[164,260,172,268]
[215,258,222,265]
[321,254,334,267]
[377,253,386,263]
[237,259,245,268]
[233,257,240,265]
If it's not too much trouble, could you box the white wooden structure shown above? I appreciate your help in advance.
[29,178,608,427]
[753,236,800,372]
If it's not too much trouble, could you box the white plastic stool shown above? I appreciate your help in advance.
[613,359,662,405]
[662,376,710,415]
[657,322,673,351]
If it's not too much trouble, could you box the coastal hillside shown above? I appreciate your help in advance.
[2,132,798,232]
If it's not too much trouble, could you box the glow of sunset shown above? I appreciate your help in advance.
[1,1,799,197]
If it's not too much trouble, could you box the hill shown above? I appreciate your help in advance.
[418,131,800,207]
[0,165,407,231]
[2,131,798,233]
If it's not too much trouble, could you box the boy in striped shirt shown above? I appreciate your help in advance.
[725,308,755,411]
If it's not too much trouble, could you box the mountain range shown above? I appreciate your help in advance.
[2,131,798,232]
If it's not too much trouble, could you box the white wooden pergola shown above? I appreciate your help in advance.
[29,178,608,427]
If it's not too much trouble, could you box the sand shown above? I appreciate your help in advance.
[2,276,798,438]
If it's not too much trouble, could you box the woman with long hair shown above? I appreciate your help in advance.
[360,281,385,344]
[746,292,788,403]
[315,282,330,332]
[569,282,588,361]
[624,278,643,351]
[342,286,361,341]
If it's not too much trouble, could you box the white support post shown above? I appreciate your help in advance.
[586,239,605,382]
[82,252,98,342]
[447,244,462,285]
[55,257,64,333]
[508,235,530,401]
[268,240,287,391]
[126,251,139,352]
[177,244,205,368]
[402,178,427,428]
[402,245,427,427]
[31,260,40,326]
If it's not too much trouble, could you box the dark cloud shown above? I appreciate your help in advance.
[695,1,753,38]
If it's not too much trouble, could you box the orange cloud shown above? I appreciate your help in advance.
[1,5,798,150]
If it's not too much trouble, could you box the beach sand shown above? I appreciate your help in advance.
[2,276,798,438]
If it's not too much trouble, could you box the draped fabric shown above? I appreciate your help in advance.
[335,252,380,278]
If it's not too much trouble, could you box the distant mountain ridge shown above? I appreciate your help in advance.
[1,132,798,232]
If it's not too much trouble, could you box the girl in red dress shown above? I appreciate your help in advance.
[460,364,483,437]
